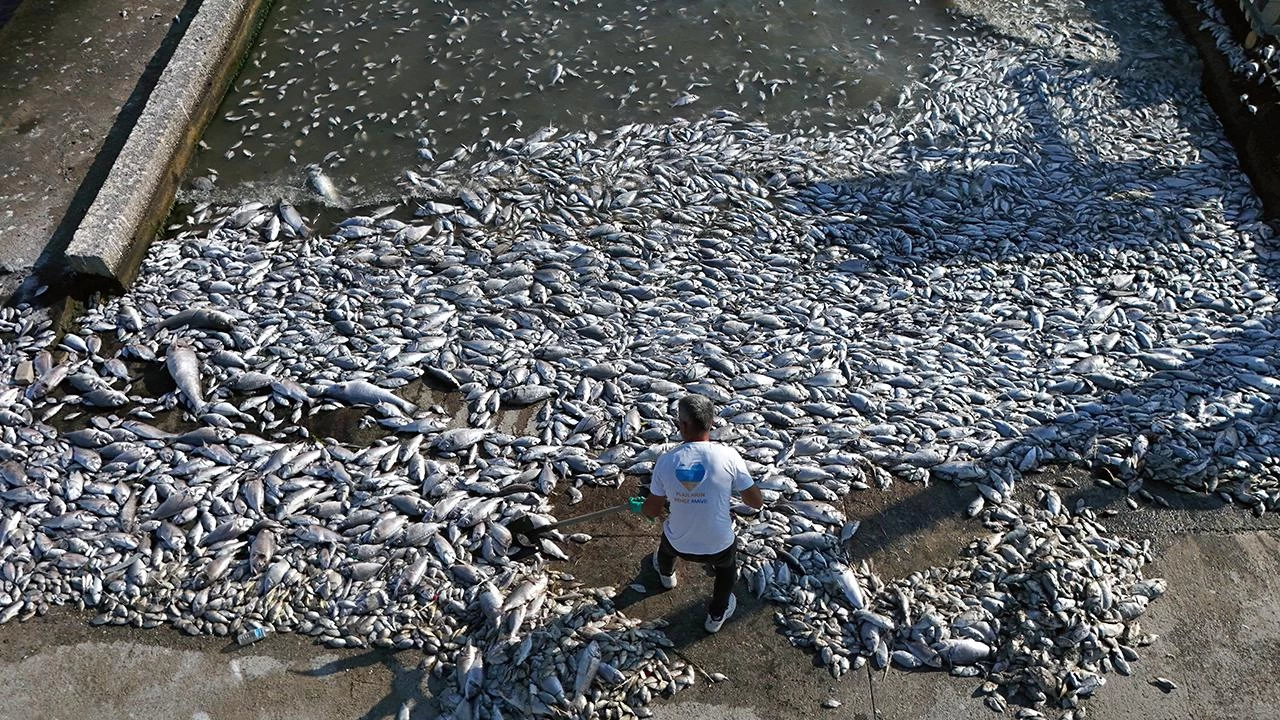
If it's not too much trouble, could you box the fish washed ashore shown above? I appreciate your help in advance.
[2,1,1279,719]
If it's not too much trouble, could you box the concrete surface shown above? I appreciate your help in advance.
[0,0,183,299]
[65,0,272,285]
[0,611,419,720]
[3,474,1279,720]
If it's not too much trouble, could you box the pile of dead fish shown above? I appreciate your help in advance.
[1,0,1277,716]
[753,486,1163,714]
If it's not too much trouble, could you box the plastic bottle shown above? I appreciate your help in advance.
[236,626,268,646]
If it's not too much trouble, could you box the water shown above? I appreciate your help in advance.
[188,0,965,206]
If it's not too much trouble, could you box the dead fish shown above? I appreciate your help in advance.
[501,576,547,612]
[200,551,238,585]
[156,308,237,332]
[1149,677,1177,693]
[306,164,350,208]
[277,201,310,236]
[500,385,557,408]
[249,528,277,572]
[934,639,992,666]
[166,340,206,412]
[573,640,601,702]
[321,380,415,414]
[199,517,252,546]
[834,567,866,610]
[458,644,484,700]
[231,372,276,393]
[149,490,197,521]
[434,428,489,453]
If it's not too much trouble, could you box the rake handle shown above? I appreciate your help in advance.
[538,503,629,532]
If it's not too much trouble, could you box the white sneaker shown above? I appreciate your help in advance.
[651,552,677,589]
[704,593,737,633]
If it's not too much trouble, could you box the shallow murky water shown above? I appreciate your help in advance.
[188,0,965,206]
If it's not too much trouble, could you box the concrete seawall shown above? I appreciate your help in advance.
[0,0,180,302]
[63,0,273,287]
[1165,0,1280,219]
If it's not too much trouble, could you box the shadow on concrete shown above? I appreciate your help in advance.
[293,648,431,720]
[607,548,699,615]
[587,471,982,657]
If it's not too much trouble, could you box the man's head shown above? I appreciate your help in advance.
[677,394,715,441]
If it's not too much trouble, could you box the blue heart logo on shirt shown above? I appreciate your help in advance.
[675,462,705,492]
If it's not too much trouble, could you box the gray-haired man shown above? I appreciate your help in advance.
[639,395,764,632]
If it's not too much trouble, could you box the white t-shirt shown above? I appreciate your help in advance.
[650,441,755,555]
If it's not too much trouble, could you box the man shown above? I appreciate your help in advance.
[640,394,764,633]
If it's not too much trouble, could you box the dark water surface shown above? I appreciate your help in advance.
[188,0,965,206]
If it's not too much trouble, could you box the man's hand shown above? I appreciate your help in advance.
[741,485,765,510]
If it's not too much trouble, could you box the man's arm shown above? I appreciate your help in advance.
[642,468,667,520]
[641,493,666,519]
[728,452,763,509]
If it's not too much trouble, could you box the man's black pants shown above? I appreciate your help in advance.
[655,533,737,618]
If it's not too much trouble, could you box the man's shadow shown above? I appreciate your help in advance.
[607,549,721,615]
[291,650,434,720]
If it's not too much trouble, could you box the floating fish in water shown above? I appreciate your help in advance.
[305,164,349,208]
[671,92,700,107]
